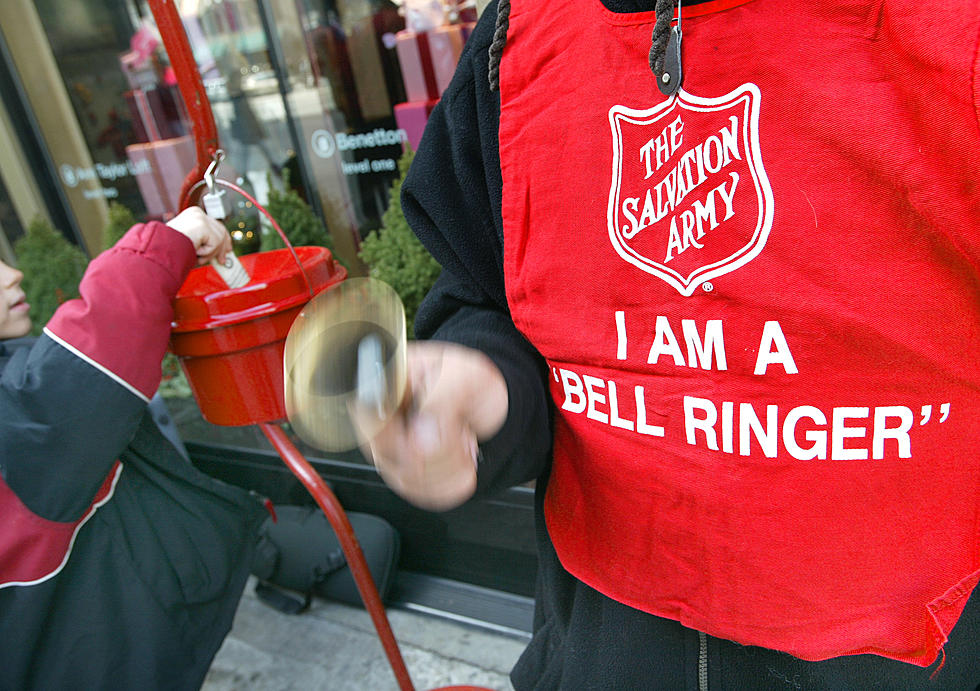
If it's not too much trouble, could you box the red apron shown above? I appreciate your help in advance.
[498,0,980,666]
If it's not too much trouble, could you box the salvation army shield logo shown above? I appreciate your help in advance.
[607,83,773,296]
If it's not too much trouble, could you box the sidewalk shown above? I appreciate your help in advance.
[203,578,528,691]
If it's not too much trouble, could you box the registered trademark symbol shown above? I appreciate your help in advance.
[702,282,714,292]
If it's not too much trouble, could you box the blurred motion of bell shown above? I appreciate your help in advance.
[225,175,262,255]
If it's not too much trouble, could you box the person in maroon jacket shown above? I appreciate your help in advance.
[0,207,267,690]
[358,1,980,689]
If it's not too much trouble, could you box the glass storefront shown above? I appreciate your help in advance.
[2,0,477,428]
[0,0,536,601]
[0,0,484,435]
[0,0,478,265]
[0,0,476,436]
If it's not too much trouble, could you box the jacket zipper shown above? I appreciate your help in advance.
[698,631,708,691]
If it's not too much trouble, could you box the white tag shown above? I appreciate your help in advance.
[210,252,250,288]
[202,188,231,219]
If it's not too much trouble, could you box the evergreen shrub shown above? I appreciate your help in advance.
[102,202,138,251]
[358,148,440,339]
[261,168,335,253]
[14,216,88,336]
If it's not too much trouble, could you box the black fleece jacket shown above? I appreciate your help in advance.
[400,2,980,690]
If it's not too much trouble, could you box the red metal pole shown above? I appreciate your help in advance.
[259,423,416,691]
[149,6,500,690]
[146,0,220,208]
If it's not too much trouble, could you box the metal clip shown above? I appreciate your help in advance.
[201,150,231,220]
[658,0,683,97]
[203,149,224,194]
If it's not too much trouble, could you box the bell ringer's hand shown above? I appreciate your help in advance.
[358,340,508,511]
[167,206,233,265]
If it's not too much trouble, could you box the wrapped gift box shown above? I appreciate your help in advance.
[126,143,166,217]
[125,89,161,143]
[147,135,196,211]
[428,24,464,96]
[395,30,438,102]
[394,99,439,151]
[144,86,187,140]
[119,50,159,91]
[126,135,196,218]
[126,86,186,143]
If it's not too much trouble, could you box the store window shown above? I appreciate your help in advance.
[0,0,539,601]
[33,0,170,223]
[225,0,478,267]
[0,0,479,435]
[0,0,478,257]
[162,0,480,450]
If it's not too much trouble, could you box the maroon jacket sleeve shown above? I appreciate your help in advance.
[0,222,196,534]
[45,221,196,400]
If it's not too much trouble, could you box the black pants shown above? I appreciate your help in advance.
[512,486,980,691]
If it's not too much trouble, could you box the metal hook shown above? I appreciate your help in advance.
[658,0,683,96]
[204,149,225,193]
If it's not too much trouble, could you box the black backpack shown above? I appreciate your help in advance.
[251,504,400,613]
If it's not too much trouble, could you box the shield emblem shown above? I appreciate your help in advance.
[607,83,773,296]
